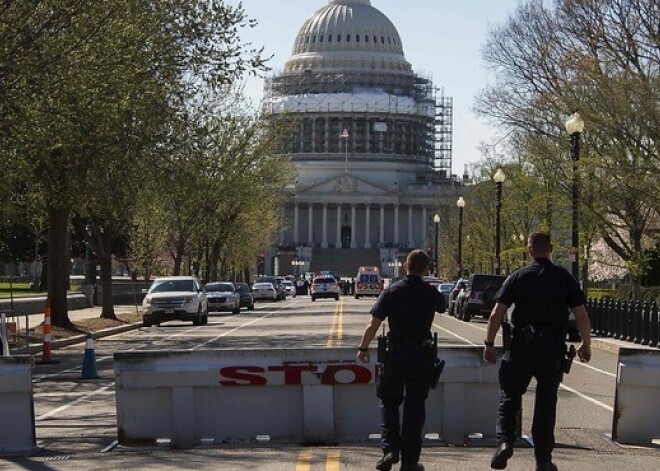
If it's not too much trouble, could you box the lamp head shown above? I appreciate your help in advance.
[456,196,466,209]
[433,214,440,224]
[565,112,585,135]
[493,168,506,184]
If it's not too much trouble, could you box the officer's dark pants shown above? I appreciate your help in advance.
[497,335,564,464]
[377,349,432,465]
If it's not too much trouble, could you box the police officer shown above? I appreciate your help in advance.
[483,232,592,471]
[357,249,445,471]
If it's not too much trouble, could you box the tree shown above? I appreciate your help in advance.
[1,0,269,325]
[476,0,659,297]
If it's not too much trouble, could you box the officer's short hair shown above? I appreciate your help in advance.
[407,249,430,274]
[528,232,552,252]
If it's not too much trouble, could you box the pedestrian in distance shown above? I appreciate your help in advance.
[483,232,592,471]
[357,249,446,471]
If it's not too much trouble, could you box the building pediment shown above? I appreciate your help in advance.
[298,173,395,196]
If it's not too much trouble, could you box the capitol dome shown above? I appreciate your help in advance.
[284,0,412,75]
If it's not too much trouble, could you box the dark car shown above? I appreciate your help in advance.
[460,274,508,322]
[235,282,255,310]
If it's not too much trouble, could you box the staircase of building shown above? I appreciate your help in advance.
[311,248,381,277]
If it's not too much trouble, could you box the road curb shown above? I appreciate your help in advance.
[15,322,142,355]
[591,337,659,354]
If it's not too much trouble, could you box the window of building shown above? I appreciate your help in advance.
[313,35,316,43]
[306,36,310,44]
[387,37,391,44]
[381,36,385,44]
[337,34,341,42]
[328,34,332,42]
[320,35,324,42]
[373,35,378,43]
[365,35,369,42]
[346,34,351,42]
[356,34,360,42]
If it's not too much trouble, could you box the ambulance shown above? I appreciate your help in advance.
[355,266,384,299]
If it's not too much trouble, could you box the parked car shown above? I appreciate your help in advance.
[423,276,443,290]
[142,276,208,327]
[448,279,467,317]
[282,280,297,298]
[460,274,508,322]
[254,276,286,300]
[252,282,278,301]
[235,282,255,310]
[205,281,241,314]
[437,283,455,309]
[311,276,340,301]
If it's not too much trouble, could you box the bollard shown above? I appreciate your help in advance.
[80,334,100,379]
[36,299,60,365]
[650,302,659,348]
[641,301,651,346]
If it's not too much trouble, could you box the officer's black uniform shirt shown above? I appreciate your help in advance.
[496,257,586,329]
[371,275,446,346]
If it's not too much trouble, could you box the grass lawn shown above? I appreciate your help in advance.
[0,282,80,298]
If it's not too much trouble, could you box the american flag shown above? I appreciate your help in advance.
[340,128,350,138]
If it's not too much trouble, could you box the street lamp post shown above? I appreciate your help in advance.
[388,260,402,279]
[456,197,465,279]
[433,214,440,277]
[565,112,585,281]
[493,168,506,274]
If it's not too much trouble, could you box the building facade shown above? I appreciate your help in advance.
[263,0,467,277]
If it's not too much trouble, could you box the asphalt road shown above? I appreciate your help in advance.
[2,296,658,470]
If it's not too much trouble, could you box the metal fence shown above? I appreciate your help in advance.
[587,298,660,348]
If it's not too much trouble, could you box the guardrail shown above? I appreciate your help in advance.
[612,348,660,445]
[114,347,500,448]
[0,356,36,455]
[588,298,659,348]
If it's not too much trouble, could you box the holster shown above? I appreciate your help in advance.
[561,344,576,376]
[502,320,512,351]
[377,334,389,364]
[429,332,444,390]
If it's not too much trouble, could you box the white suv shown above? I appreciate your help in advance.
[142,276,208,327]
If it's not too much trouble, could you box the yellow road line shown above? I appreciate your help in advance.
[326,450,341,471]
[296,449,313,471]
[326,299,344,347]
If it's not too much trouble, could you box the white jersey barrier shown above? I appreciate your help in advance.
[115,347,499,448]
[613,348,660,445]
[0,356,36,455]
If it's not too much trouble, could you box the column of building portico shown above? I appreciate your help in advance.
[408,205,414,248]
[379,204,385,247]
[336,204,342,247]
[350,204,357,249]
[394,205,399,246]
[364,204,371,249]
[321,204,329,248]
[294,204,300,245]
[308,205,314,246]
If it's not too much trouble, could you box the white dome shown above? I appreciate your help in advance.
[284,0,412,75]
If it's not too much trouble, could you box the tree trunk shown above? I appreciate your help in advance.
[209,240,221,281]
[47,206,71,327]
[172,234,186,275]
[97,226,116,319]
[243,265,251,285]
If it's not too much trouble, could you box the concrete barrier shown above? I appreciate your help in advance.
[0,356,36,455]
[613,348,660,445]
[0,293,89,315]
[115,347,499,448]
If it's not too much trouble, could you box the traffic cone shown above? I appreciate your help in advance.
[36,298,60,365]
[80,333,100,379]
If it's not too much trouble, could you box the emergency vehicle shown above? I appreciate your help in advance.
[355,266,384,298]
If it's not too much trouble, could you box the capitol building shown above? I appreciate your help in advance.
[263,0,467,277]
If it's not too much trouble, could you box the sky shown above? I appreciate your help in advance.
[227,0,523,176]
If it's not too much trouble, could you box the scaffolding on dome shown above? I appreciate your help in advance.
[263,70,453,183]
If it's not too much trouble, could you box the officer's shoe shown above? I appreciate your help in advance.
[375,452,399,471]
[490,443,514,469]
[536,463,558,471]
[400,463,424,471]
